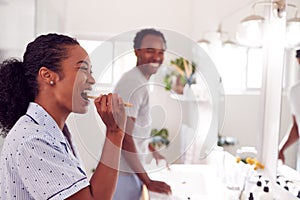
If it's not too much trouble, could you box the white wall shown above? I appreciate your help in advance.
[222,93,297,169]
[37,0,261,42]
[34,0,193,39]
[0,0,35,60]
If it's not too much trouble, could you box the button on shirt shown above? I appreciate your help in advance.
[0,102,89,199]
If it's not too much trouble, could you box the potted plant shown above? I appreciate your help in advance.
[163,57,196,94]
[150,128,170,149]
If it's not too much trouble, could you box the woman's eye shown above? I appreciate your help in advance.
[78,66,92,74]
[79,66,88,71]
[79,66,91,73]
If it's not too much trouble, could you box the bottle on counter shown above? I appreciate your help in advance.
[248,192,254,200]
[252,180,262,199]
[258,186,273,200]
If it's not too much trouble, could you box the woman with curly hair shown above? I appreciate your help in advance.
[0,33,126,199]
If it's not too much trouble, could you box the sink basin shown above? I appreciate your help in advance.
[147,164,225,199]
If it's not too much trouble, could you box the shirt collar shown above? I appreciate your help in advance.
[135,67,148,83]
[26,102,67,144]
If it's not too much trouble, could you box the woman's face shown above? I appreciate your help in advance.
[55,45,95,114]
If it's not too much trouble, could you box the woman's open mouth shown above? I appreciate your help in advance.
[81,90,90,101]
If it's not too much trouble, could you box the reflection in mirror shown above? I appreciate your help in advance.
[276,48,300,197]
[279,49,300,171]
[68,29,223,177]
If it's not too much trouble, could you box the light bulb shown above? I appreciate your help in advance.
[236,15,264,48]
[286,18,300,48]
[197,39,210,52]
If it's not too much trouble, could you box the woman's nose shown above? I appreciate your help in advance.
[88,74,96,85]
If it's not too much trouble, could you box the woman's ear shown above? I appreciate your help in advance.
[38,67,58,86]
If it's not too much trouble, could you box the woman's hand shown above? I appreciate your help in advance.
[94,93,126,137]
[145,180,172,195]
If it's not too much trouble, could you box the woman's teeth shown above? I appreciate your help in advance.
[81,91,89,100]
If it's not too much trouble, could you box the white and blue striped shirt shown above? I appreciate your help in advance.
[0,102,89,199]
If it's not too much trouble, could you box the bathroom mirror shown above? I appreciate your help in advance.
[68,29,223,176]
[0,0,268,170]
[278,48,300,171]
[274,47,300,198]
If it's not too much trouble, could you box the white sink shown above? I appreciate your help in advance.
[148,164,225,200]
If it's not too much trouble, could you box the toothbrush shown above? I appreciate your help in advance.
[87,95,133,107]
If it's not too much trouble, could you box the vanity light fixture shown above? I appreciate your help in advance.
[215,23,238,47]
[218,24,238,48]
[197,38,210,52]
[286,17,300,47]
[198,23,238,51]
[236,14,265,48]
[236,1,267,48]
[236,0,291,48]
[222,39,237,48]
[286,4,300,47]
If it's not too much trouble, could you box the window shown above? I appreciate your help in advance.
[80,39,264,94]
[203,43,263,93]
[79,40,136,86]
[246,48,263,89]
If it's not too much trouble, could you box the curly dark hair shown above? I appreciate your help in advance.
[133,28,166,50]
[0,33,79,136]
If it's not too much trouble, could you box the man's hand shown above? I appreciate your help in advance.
[149,143,170,169]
